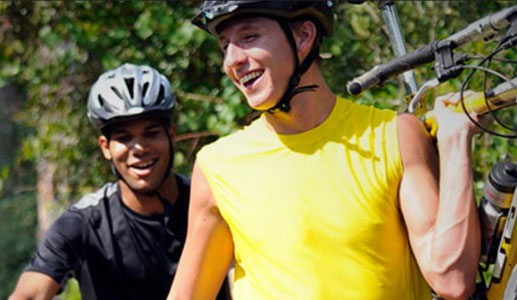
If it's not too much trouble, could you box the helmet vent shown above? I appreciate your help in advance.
[142,82,149,98]
[97,95,105,107]
[110,86,123,100]
[156,85,165,105]
[124,78,134,99]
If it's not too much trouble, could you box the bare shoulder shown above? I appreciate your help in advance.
[9,271,60,300]
[397,113,437,167]
[397,113,429,143]
[191,160,218,210]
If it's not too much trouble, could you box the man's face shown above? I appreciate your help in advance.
[99,117,173,194]
[218,16,294,110]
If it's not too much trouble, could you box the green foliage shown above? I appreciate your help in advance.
[0,1,515,298]
[0,166,8,194]
[0,189,37,299]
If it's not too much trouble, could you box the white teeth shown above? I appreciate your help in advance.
[239,71,263,85]
[132,161,154,169]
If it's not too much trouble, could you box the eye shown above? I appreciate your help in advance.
[244,34,258,41]
[219,38,229,52]
[145,129,162,138]
[112,134,131,143]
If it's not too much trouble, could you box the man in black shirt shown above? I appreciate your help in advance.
[9,63,230,300]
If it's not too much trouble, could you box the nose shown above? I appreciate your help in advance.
[224,43,247,70]
[131,137,149,156]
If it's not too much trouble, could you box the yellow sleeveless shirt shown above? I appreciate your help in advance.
[197,97,430,299]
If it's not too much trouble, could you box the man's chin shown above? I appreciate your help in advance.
[119,173,167,195]
[250,102,273,111]
[134,185,160,195]
[125,181,161,195]
[247,97,279,111]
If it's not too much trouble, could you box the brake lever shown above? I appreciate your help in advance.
[407,77,440,116]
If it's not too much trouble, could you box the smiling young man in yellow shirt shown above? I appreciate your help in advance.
[169,2,482,299]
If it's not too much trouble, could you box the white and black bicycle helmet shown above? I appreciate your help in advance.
[87,63,176,129]
[192,1,335,113]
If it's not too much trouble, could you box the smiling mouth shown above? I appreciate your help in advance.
[130,160,157,170]
[239,70,263,87]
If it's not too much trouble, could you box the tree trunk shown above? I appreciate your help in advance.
[36,159,57,243]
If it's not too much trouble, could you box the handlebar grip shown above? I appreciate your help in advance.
[347,66,381,95]
[422,91,485,138]
[347,43,435,95]
[421,89,514,138]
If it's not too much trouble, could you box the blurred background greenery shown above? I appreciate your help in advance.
[0,1,515,298]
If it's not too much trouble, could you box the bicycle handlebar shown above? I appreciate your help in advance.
[347,43,435,95]
[445,5,516,47]
[347,5,517,95]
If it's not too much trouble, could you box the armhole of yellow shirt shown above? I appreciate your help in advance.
[390,113,404,199]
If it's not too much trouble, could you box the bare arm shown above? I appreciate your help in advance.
[168,161,234,300]
[8,271,60,300]
[398,94,481,300]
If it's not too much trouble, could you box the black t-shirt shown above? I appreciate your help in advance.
[27,174,230,300]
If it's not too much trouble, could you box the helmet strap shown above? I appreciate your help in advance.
[110,160,122,180]
[266,19,320,114]
[160,127,174,186]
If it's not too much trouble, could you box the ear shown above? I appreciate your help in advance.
[98,135,112,160]
[293,20,318,57]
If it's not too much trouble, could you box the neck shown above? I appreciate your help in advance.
[119,175,178,215]
[264,64,336,135]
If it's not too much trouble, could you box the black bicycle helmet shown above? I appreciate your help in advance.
[192,1,335,113]
[192,1,334,36]
[87,63,176,128]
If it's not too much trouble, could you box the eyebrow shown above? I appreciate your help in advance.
[144,124,162,130]
[110,128,128,135]
[218,22,261,41]
[111,123,162,135]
